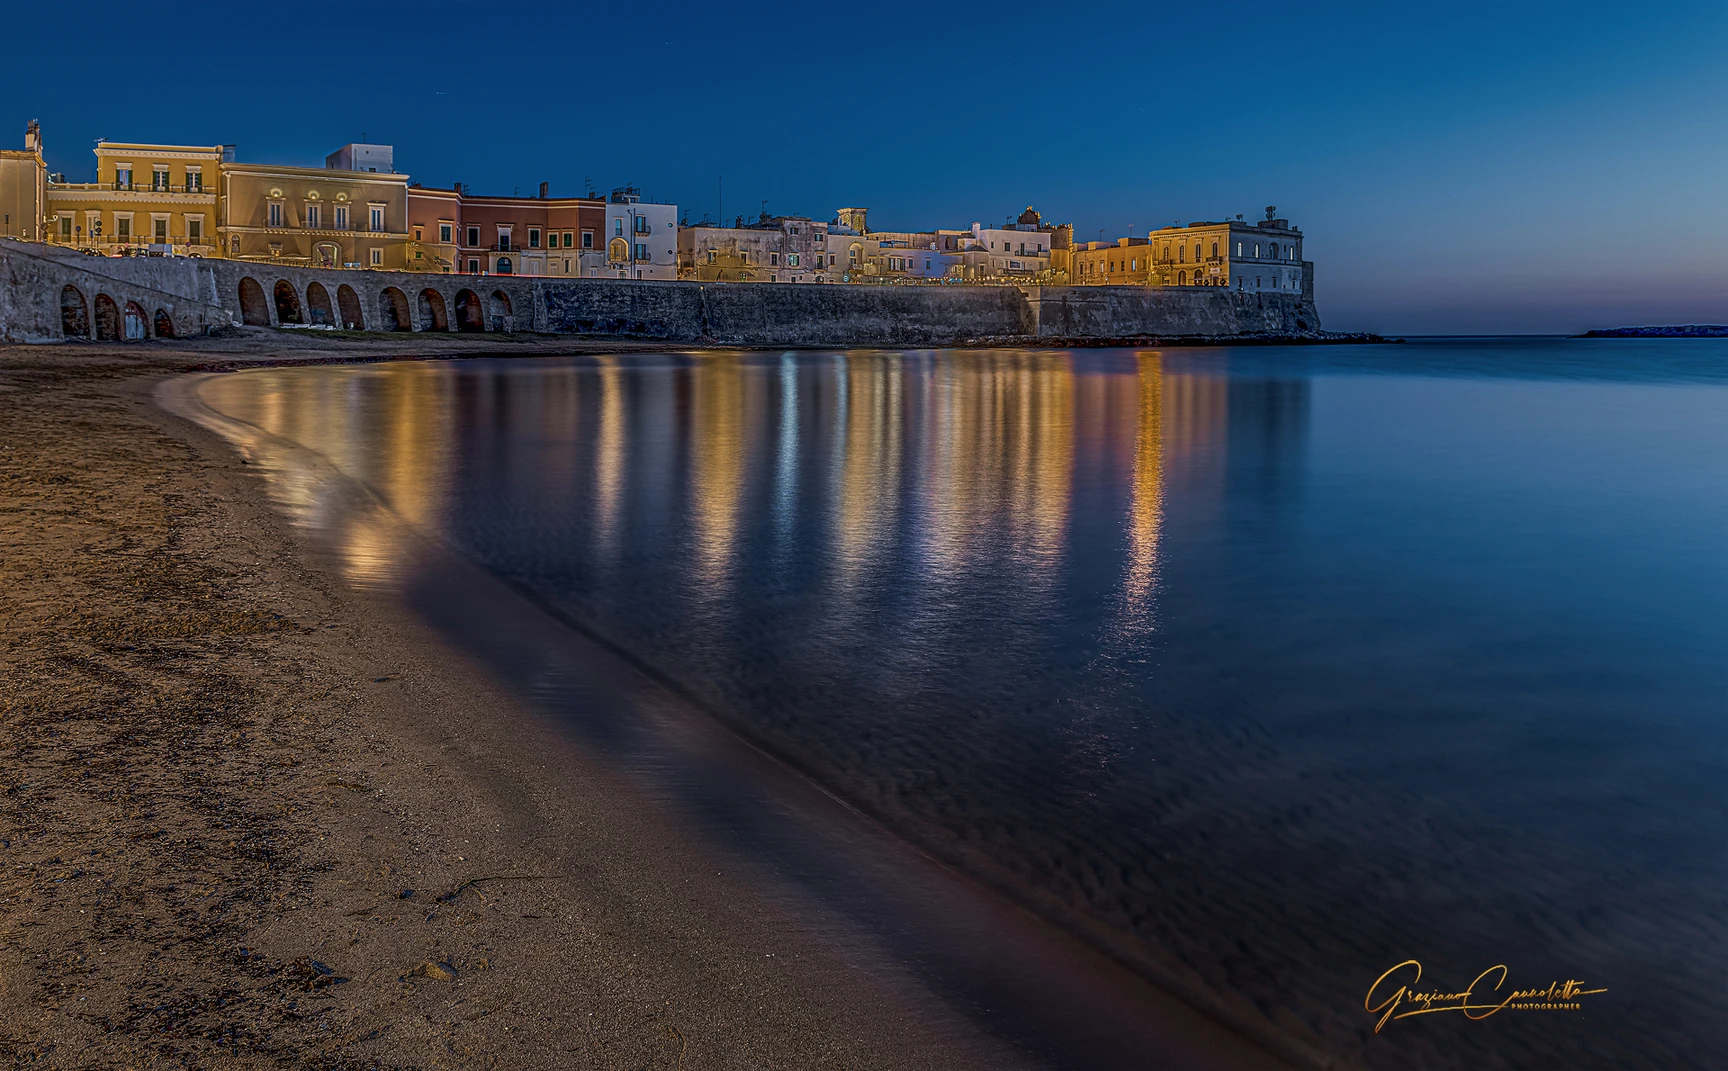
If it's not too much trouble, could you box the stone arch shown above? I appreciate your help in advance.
[153,308,174,338]
[378,287,411,332]
[60,285,89,338]
[238,277,270,325]
[123,301,149,341]
[417,288,449,332]
[454,288,484,332]
[306,282,334,326]
[336,284,364,330]
[94,294,120,341]
[488,290,512,332]
[273,281,303,325]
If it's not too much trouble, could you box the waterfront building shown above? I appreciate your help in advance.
[45,139,228,256]
[603,187,677,280]
[678,213,834,282]
[1074,209,1306,291]
[0,121,46,242]
[221,147,412,269]
[430,183,608,277]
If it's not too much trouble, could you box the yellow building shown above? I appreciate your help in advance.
[46,140,226,254]
[1073,238,1157,285]
[0,121,47,241]
[221,156,412,269]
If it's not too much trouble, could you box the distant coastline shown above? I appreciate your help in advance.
[1579,325,1728,338]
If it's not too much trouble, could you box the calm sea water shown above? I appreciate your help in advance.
[194,340,1728,1070]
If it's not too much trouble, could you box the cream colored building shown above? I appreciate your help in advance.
[0,121,46,242]
[221,149,412,269]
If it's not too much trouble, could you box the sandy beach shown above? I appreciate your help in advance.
[0,332,1019,1069]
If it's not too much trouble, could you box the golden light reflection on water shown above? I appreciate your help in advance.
[190,351,1242,615]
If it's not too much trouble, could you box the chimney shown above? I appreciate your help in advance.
[539,181,549,199]
[453,181,462,195]
[24,119,41,154]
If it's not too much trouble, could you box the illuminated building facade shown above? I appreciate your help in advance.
[1075,209,1307,292]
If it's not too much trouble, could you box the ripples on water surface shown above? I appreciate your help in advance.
[197,340,1728,1069]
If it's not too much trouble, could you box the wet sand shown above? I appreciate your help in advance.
[0,332,1027,1069]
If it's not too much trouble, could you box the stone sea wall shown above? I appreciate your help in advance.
[0,240,1321,345]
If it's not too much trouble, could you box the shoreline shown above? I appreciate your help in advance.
[0,339,1022,1068]
[1,337,1300,1069]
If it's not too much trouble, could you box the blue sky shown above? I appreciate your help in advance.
[9,1,1726,333]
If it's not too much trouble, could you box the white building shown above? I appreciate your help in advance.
[600,187,676,280]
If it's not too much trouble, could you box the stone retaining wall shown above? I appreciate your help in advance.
[0,240,1321,345]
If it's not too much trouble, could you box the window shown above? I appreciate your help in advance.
[707,250,716,263]
[614,219,623,237]
[187,170,203,192]
[115,167,132,189]
[581,230,593,249]
[152,168,169,191]
[440,223,452,244]
[414,226,423,241]
[268,203,283,228]
[1211,241,1218,258]
[334,205,349,230]
[925,258,932,271]
[117,216,131,238]
[59,216,71,237]
[635,243,648,261]
[467,258,479,273]
[769,252,779,265]
[634,216,649,234]
[1131,259,1137,270]
[369,206,385,232]
[1270,243,1279,259]
[1193,243,1201,261]
[468,226,480,247]
[498,227,512,251]
[1236,241,1243,257]
[306,204,321,229]
[188,218,201,241]
[371,248,382,266]
[1254,243,1261,257]
[1178,245,1185,263]
[528,227,541,248]
[563,231,573,247]
[154,218,167,241]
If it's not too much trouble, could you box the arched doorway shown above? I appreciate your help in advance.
[153,309,174,338]
[60,285,89,338]
[488,289,512,332]
[306,282,334,325]
[378,287,411,331]
[454,289,484,332]
[417,288,449,332]
[496,256,513,275]
[1177,270,1187,285]
[94,294,120,341]
[314,242,340,269]
[123,301,149,340]
[238,277,269,325]
[273,281,303,324]
[336,284,364,330]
